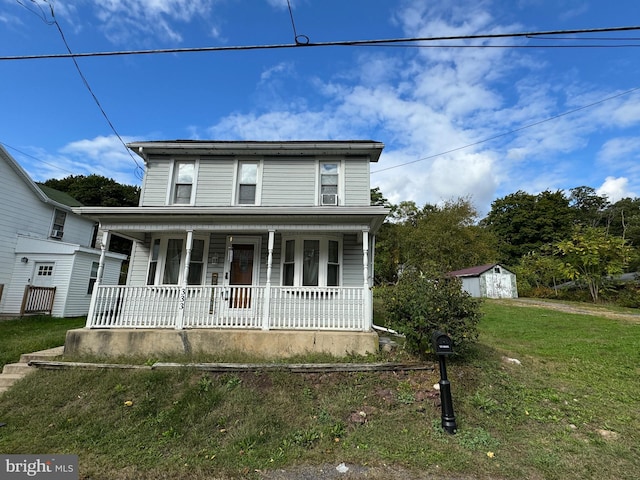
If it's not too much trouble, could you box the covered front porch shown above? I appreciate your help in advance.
[80,206,387,338]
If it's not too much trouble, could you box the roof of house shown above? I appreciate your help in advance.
[128,140,385,163]
[448,263,512,278]
[37,184,84,208]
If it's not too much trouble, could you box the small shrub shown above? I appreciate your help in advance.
[381,270,482,357]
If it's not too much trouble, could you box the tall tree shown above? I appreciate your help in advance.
[568,186,610,228]
[43,174,140,207]
[482,190,574,265]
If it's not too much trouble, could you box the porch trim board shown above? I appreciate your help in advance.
[87,285,367,331]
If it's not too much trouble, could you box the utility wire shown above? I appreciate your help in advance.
[38,1,144,180]
[1,141,79,177]
[371,86,640,174]
[2,25,640,61]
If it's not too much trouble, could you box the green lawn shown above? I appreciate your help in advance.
[0,303,638,479]
[0,315,85,369]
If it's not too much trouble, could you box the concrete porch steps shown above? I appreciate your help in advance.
[0,346,64,395]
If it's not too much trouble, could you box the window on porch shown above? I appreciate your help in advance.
[146,236,207,285]
[281,236,341,286]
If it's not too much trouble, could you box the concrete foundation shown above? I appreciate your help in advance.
[64,328,379,359]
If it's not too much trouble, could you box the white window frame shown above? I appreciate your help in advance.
[318,160,342,206]
[145,234,209,286]
[51,209,66,239]
[167,159,198,205]
[234,159,262,206]
[87,261,99,294]
[280,235,342,287]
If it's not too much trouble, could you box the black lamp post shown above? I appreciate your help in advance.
[432,331,457,434]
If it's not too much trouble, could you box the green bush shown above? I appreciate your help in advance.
[381,270,482,357]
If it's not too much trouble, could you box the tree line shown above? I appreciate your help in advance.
[372,186,639,304]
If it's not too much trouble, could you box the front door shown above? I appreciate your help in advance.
[229,243,254,308]
[224,236,261,310]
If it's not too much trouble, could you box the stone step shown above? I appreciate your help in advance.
[20,346,64,363]
[2,363,34,375]
[0,374,23,388]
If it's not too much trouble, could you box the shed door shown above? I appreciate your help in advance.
[486,273,512,298]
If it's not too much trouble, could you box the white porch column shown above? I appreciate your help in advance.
[362,228,372,331]
[86,229,110,328]
[176,230,194,330]
[262,229,275,330]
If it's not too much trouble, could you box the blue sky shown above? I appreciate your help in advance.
[1,0,640,215]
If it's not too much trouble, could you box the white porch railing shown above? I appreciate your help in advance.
[87,285,366,331]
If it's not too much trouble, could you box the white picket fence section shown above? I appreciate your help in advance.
[87,285,365,331]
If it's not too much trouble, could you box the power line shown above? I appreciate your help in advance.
[371,86,640,174]
[36,1,144,180]
[2,25,640,61]
[1,141,78,177]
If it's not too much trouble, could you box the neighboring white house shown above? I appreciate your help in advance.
[68,140,389,358]
[449,263,518,299]
[0,145,127,317]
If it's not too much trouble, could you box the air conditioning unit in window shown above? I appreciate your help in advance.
[321,194,338,206]
[51,229,64,239]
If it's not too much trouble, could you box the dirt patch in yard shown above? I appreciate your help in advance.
[490,298,640,323]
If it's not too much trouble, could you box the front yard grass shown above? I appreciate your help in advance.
[0,301,638,479]
[0,315,85,369]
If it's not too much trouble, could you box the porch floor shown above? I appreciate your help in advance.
[64,328,379,359]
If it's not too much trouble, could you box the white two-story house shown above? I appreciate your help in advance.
[66,140,389,358]
[0,145,126,318]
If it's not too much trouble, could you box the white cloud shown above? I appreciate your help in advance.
[597,177,636,203]
[84,0,219,45]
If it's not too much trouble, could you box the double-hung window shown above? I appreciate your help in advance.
[281,237,341,287]
[320,162,339,205]
[51,209,66,239]
[237,161,259,205]
[172,161,195,204]
[146,236,207,285]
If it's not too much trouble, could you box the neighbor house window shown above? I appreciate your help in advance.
[172,161,195,204]
[281,237,341,287]
[51,209,66,239]
[237,161,258,205]
[87,262,99,294]
[320,162,339,205]
[146,236,208,285]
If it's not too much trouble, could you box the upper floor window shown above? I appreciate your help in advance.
[281,236,341,287]
[320,162,339,205]
[237,161,259,205]
[50,209,66,239]
[172,161,195,204]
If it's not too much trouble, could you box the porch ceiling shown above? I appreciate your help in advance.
[74,206,389,236]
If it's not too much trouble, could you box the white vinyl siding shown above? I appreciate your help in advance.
[341,234,363,287]
[139,157,171,206]
[261,159,316,206]
[196,158,235,205]
[343,157,370,206]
